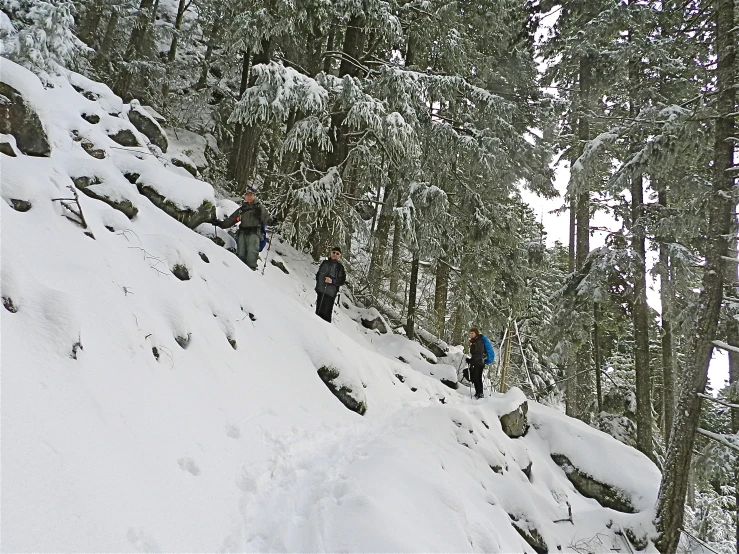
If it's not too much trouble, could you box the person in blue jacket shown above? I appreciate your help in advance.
[466,327,486,399]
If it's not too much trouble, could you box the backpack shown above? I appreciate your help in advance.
[259,221,267,252]
[481,335,495,365]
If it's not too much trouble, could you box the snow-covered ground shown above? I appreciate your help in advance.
[1,59,662,553]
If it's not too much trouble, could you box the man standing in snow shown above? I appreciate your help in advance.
[315,247,346,323]
[212,188,269,271]
[466,328,485,399]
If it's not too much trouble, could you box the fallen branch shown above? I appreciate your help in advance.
[52,185,88,229]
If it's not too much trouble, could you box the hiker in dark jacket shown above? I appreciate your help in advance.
[466,327,486,399]
[212,188,268,270]
[315,247,346,322]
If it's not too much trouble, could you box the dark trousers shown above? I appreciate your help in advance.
[316,291,336,322]
[470,363,484,398]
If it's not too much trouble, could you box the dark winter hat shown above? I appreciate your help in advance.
[331,246,342,254]
[244,187,256,194]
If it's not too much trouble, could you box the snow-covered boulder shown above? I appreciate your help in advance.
[0,59,51,156]
[71,175,138,219]
[499,396,529,438]
[317,365,367,415]
[529,403,661,514]
[127,100,168,153]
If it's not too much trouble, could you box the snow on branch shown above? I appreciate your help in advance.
[711,340,739,353]
[291,166,342,211]
[229,62,328,126]
[697,428,739,454]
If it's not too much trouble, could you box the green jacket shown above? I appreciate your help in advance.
[219,200,268,230]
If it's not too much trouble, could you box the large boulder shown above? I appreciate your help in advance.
[551,453,636,513]
[499,399,529,438]
[317,366,367,415]
[0,82,50,157]
[136,183,214,229]
[128,100,168,152]
[72,176,138,219]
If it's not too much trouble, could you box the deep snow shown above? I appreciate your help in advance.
[1,59,661,553]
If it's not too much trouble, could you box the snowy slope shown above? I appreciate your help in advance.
[1,60,661,553]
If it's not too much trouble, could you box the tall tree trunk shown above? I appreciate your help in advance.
[233,39,272,192]
[654,0,735,550]
[566,195,578,417]
[389,216,402,299]
[80,0,105,48]
[161,0,189,100]
[575,55,594,420]
[629,25,654,462]
[658,187,676,443]
[195,15,222,91]
[368,180,395,295]
[568,197,576,274]
[593,302,603,412]
[114,0,156,101]
[406,254,420,340]
[727,233,739,554]
[228,49,251,179]
[631,172,653,461]
[95,8,121,69]
[434,258,450,338]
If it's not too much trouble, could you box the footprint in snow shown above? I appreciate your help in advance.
[177,457,201,476]
[126,527,160,552]
[225,423,241,439]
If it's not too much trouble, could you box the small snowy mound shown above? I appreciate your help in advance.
[1,61,661,553]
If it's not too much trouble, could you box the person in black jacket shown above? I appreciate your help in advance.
[315,247,346,322]
[466,327,486,399]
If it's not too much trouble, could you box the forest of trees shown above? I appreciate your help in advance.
[0,0,737,552]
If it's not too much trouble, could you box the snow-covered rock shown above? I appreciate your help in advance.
[0,58,51,156]
[127,99,168,153]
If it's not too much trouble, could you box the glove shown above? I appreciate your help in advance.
[465,356,471,363]
[211,218,221,226]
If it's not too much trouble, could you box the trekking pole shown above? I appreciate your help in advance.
[261,227,276,276]
[318,282,327,315]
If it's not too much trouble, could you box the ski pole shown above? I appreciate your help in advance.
[261,226,275,275]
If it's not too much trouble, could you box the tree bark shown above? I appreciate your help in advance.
[406,254,420,340]
[658,187,676,443]
[654,0,735,551]
[434,258,451,338]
